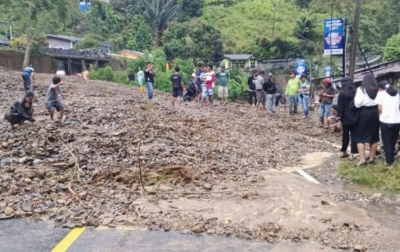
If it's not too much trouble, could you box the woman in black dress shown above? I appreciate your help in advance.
[354,74,379,166]
[337,77,358,160]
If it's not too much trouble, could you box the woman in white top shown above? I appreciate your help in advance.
[375,81,400,167]
[354,74,379,166]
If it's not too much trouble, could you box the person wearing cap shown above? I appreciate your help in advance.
[319,79,335,128]
[4,91,35,129]
[298,75,310,118]
[46,76,65,123]
[285,72,301,115]
[21,65,35,90]
[216,65,229,103]
[376,80,400,168]
[263,73,277,113]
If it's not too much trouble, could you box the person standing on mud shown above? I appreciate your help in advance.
[127,71,135,86]
[264,73,277,114]
[21,65,34,90]
[285,72,301,115]
[202,64,216,106]
[337,77,358,160]
[255,71,265,110]
[171,66,185,108]
[45,76,65,124]
[319,79,335,127]
[4,91,35,129]
[137,67,144,87]
[248,70,258,107]
[144,62,155,100]
[216,65,229,103]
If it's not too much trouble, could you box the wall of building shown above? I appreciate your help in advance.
[0,50,55,73]
[47,38,73,49]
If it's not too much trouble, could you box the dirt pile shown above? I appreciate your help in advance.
[4,69,395,249]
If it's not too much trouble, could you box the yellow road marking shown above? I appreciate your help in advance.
[51,227,86,252]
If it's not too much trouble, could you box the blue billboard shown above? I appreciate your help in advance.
[324,18,344,55]
[79,3,90,12]
[295,58,306,76]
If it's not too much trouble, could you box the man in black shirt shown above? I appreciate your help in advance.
[248,70,258,107]
[144,62,155,99]
[171,66,185,108]
[127,72,135,86]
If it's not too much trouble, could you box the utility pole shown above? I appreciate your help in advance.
[329,2,333,79]
[23,4,32,69]
[348,0,363,79]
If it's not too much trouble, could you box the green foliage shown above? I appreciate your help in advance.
[74,34,102,49]
[89,66,115,81]
[383,34,400,61]
[135,24,152,52]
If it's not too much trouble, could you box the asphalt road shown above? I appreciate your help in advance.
[0,218,339,252]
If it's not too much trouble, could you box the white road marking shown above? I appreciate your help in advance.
[296,169,320,184]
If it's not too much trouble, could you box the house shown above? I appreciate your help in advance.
[46,34,112,53]
[116,49,153,59]
[0,34,10,46]
[222,54,257,70]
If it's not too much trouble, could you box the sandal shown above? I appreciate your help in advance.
[340,153,349,158]
[357,161,367,167]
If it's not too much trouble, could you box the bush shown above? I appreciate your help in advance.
[154,70,174,92]
[89,66,114,81]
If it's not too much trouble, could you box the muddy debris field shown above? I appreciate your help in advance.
[3,68,384,248]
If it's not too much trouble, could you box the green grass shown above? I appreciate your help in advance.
[338,159,400,192]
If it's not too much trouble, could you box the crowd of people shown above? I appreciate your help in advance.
[337,74,400,168]
[7,64,400,168]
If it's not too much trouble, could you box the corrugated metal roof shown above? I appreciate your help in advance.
[224,54,253,60]
[47,34,112,46]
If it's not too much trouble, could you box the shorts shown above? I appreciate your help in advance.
[46,100,64,112]
[202,88,213,98]
[218,86,229,98]
[319,104,332,118]
[196,83,202,92]
[256,90,265,103]
[172,87,183,98]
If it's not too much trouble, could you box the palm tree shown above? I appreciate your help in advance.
[140,0,182,46]
[295,17,315,40]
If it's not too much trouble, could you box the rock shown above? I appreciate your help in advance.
[33,159,43,165]
[1,142,8,148]
[4,207,13,216]
[354,244,368,251]
[321,200,330,205]
[102,217,114,226]
[203,183,213,190]
[21,203,32,212]
[192,224,205,234]
[206,228,215,234]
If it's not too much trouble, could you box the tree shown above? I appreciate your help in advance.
[135,24,152,52]
[140,0,182,46]
[295,17,316,41]
[383,34,400,61]
[74,34,102,49]
[177,0,205,21]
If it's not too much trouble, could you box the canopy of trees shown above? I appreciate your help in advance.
[1,0,400,66]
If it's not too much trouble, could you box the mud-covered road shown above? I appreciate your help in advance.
[0,68,399,251]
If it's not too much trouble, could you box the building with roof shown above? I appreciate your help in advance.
[115,49,153,59]
[222,54,257,70]
[46,34,112,53]
[0,34,10,46]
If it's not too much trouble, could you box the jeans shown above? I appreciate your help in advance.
[319,104,332,118]
[341,124,358,154]
[298,94,309,116]
[146,82,153,99]
[248,91,257,105]
[380,122,400,165]
[288,95,297,115]
[22,73,31,90]
[266,93,276,112]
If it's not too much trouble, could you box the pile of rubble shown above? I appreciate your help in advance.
[3,69,379,247]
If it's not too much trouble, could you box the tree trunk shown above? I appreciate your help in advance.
[22,5,32,69]
[348,0,362,79]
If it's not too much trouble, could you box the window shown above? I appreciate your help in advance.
[250,61,255,68]
[228,62,232,68]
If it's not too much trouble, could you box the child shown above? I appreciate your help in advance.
[328,105,341,132]
[45,76,65,123]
